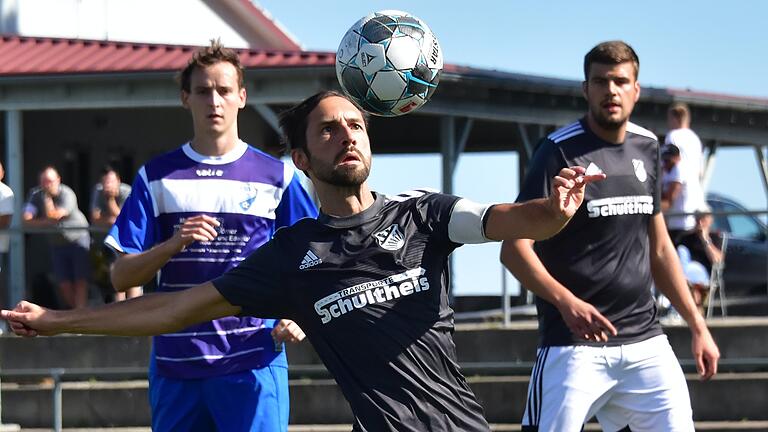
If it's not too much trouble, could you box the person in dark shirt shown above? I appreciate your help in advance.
[501,40,719,432]
[2,90,603,432]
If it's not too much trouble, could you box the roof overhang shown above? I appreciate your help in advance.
[0,35,765,150]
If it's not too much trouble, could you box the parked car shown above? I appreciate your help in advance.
[706,193,768,302]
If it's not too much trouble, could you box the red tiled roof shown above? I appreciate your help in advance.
[0,35,335,76]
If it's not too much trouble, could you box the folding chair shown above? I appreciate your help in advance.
[706,233,728,318]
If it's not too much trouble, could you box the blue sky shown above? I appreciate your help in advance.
[257,0,768,295]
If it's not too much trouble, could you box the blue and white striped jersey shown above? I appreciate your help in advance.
[106,140,317,379]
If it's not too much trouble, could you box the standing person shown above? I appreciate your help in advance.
[0,161,13,332]
[661,143,682,212]
[102,41,318,432]
[501,41,720,432]
[665,102,706,244]
[22,166,90,309]
[90,166,140,301]
[2,90,604,432]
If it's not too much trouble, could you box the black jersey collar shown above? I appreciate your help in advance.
[317,192,385,228]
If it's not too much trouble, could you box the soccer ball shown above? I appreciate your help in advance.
[335,10,443,117]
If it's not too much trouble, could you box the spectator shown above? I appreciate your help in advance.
[90,165,131,228]
[661,143,682,213]
[0,161,13,332]
[665,102,707,244]
[678,208,723,274]
[23,166,90,309]
[90,166,139,301]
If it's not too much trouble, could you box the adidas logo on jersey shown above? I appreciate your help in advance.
[299,250,322,270]
[373,224,405,251]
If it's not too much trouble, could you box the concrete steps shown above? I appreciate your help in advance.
[2,318,768,429]
[3,373,767,428]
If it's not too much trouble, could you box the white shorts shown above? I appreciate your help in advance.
[521,335,694,432]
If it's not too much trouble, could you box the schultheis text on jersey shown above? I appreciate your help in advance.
[586,195,654,218]
[314,268,430,324]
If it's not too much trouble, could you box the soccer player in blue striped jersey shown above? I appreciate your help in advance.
[102,41,317,431]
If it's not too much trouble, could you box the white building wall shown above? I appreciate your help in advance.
[5,0,251,47]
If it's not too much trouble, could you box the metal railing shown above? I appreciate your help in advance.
[454,208,768,327]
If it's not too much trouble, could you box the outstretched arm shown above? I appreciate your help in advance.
[485,166,604,241]
[648,213,720,380]
[1,282,240,337]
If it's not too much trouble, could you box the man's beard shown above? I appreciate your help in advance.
[322,165,370,187]
[310,150,371,187]
[589,100,630,131]
[589,109,626,131]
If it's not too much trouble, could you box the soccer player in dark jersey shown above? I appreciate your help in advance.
[501,41,720,432]
[3,91,603,432]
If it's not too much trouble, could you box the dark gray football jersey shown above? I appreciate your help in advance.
[214,191,491,432]
[517,118,664,347]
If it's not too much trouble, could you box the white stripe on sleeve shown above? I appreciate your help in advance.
[448,198,493,244]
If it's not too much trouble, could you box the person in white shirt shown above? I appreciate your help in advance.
[665,103,706,243]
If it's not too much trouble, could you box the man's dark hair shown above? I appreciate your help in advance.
[177,39,244,93]
[100,165,120,179]
[583,40,639,81]
[278,90,369,153]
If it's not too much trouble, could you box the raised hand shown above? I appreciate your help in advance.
[549,166,606,219]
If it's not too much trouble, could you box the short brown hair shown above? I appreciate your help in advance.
[583,40,639,81]
[278,91,369,153]
[668,102,690,122]
[178,39,244,92]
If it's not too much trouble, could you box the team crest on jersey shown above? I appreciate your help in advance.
[373,224,405,251]
[632,159,647,182]
[239,184,258,211]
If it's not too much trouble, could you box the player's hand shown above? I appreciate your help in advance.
[557,296,617,343]
[170,215,220,251]
[550,166,606,219]
[271,319,305,344]
[691,327,719,380]
[1,301,61,337]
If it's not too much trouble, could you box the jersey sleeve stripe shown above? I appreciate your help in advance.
[447,198,492,244]
[627,121,658,140]
[137,166,158,218]
[547,121,581,141]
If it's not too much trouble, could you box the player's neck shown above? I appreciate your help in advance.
[315,182,375,218]
[586,114,627,144]
[190,130,240,157]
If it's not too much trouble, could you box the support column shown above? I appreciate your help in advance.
[5,110,24,308]
[252,103,281,134]
[440,116,473,299]
[754,145,768,196]
[440,116,474,191]
[702,140,719,192]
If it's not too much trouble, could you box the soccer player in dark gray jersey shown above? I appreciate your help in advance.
[518,118,664,346]
[3,91,604,431]
[502,41,719,432]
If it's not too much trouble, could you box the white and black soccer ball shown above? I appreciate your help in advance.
[336,10,443,117]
